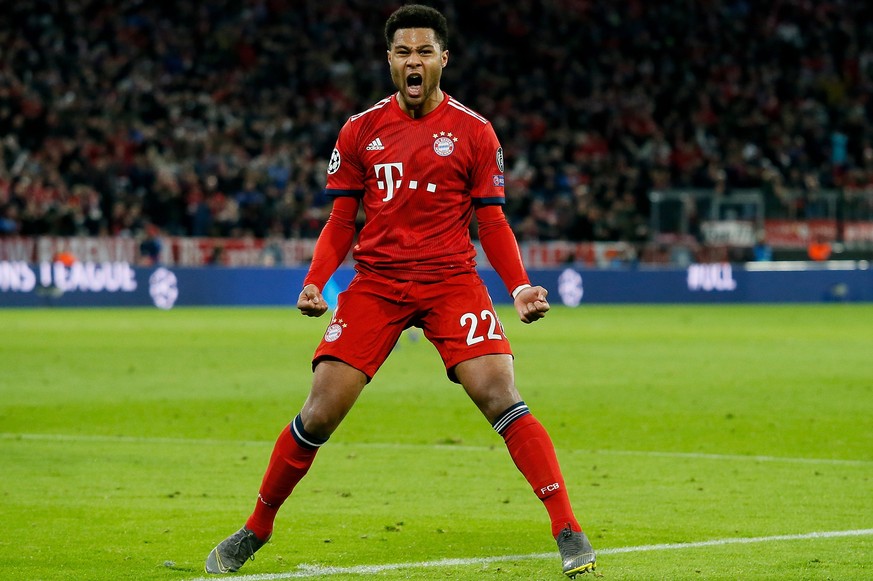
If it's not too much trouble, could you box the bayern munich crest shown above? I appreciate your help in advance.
[324,317,347,342]
[433,131,458,157]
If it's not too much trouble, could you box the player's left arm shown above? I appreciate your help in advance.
[470,121,549,324]
[476,204,550,324]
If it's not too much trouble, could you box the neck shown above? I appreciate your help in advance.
[398,88,444,118]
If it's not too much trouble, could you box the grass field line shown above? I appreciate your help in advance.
[187,528,873,580]
[3,431,871,467]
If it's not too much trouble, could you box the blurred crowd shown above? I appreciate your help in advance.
[2,0,873,244]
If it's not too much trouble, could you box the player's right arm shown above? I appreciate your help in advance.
[300,117,365,317]
[298,196,359,317]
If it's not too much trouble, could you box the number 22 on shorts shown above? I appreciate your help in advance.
[459,309,504,345]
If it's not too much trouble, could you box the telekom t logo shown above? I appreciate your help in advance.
[375,163,403,202]
[374,162,438,202]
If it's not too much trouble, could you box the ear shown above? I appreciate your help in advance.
[442,50,449,68]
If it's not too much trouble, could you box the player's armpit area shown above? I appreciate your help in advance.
[475,204,530,296]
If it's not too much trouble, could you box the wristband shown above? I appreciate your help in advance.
[511,284,532,299]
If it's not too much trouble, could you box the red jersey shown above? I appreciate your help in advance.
[325,93,506,281]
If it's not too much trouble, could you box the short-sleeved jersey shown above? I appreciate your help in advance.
[325,93,506,282]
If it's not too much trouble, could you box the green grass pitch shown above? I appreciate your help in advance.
[1,304,872,580]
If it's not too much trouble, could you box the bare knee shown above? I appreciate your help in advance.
[299,402,343,438]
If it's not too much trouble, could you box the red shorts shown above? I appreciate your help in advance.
[313,270,513,382]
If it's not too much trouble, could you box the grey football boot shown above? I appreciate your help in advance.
[556,527,596,577]
[205,526,270,574]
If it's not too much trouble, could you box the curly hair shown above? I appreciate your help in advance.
[384,4,449,51]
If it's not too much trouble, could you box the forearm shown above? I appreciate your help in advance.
[475,204,530,297]
[303,196,358,290]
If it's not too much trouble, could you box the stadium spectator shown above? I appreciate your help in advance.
[0,1,872,246]
[138,223,162,266]
[807,235,833,261]
[752,230,774,261]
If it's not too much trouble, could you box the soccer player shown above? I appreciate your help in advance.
[205,5,596,578]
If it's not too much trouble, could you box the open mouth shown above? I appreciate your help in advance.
[406,73,423,98]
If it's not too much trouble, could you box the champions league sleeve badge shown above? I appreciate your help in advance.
[496,147,504,172]
[327,148,341,174]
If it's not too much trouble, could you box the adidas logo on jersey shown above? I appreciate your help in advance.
[366,138,385,151]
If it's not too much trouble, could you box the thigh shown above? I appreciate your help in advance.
[454,354,521,423]
[417,273,513,383]
[301,359,369,437]
[312,272,414,380]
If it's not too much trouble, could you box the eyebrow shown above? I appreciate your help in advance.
[391,39,437,50]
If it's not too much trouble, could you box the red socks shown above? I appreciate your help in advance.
[499,409,581,537]
[244,416,324,540]
[245,408,581,541]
